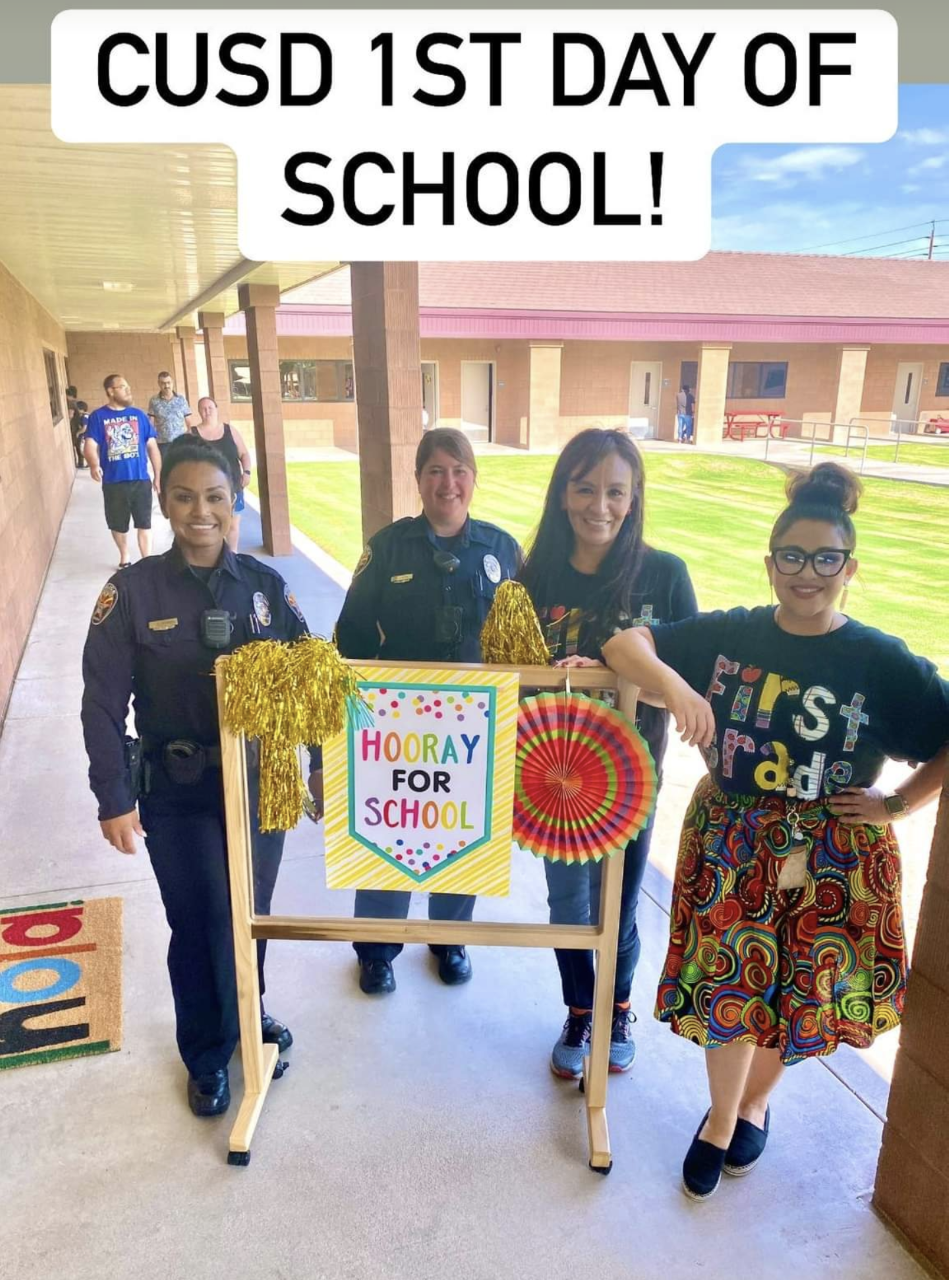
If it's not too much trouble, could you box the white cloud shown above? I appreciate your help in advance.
[899,127,949,145]
[732,147,864,189]
[915,155,947,171]
[900,183,922,193]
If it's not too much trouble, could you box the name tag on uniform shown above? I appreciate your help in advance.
[390,573,414,583]
[148,618,179,631]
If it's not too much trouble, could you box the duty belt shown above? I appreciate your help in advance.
[142,737,223,785]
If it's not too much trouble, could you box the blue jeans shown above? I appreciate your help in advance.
[352,890,475,963]
[676,413,693,441]
[545,821,654,1009]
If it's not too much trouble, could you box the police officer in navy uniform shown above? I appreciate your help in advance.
[319,427,520,996]
[82,436,315,1117]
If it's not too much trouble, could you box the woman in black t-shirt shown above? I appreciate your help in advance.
[603,462,949,1200]
[191,397,252,552]
[519,428,697,1080]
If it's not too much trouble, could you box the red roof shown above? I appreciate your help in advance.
[284,254,949,321]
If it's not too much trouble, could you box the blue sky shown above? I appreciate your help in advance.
[711,85,949,257]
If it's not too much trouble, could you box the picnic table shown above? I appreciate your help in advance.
[723,412,787,441]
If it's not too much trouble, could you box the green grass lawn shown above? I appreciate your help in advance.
[814,440,949,469]
[275,454,949,672]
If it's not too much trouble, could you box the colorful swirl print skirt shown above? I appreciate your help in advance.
[654,776,905,1065]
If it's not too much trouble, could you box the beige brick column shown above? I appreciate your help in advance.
[237,282,291,556]
[875,765,949,1273]
[528,342,563,450]
[172,342,186,397]
[350,261,422,542]
[176,326,200,407]
[694,344,732,446]
[833,346,869,428]
[198,310,231,418]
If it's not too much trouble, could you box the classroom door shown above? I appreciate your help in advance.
[421,362,439,428]
[460,362,493,440]
[628,362,662,438]
[892,362,923,430]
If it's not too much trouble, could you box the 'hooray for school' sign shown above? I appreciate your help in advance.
[324,667,519,896]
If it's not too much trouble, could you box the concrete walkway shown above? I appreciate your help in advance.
[649,435,949,487]
[0,472,926,1280]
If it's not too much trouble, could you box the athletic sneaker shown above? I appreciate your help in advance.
[609,1007,637,1073]
[550,1010,592,1079]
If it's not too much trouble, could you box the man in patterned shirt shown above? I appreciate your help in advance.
[147,371,193,460]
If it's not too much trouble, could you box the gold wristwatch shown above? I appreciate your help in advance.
[883,791,909,818]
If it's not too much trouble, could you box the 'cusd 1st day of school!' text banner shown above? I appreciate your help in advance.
[323,668,519,896]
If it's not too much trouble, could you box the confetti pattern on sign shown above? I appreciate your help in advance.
[324,666,519,897]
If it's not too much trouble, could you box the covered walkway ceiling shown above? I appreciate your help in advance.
[0,87,339,331]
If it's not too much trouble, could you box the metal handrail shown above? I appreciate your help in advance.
[762,418,869,472]
[849,416,922,463]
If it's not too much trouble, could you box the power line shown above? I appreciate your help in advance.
[864,240,946,258]
[843,235,939,255]
[796,218,949,253]
[877,245,949,259]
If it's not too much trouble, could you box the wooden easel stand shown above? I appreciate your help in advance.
[216,661,638,1170]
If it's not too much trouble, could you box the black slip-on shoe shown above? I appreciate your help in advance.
[682,1110,729,1200]
[724,1106,770,1176]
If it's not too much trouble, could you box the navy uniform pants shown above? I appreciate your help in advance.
[352,890,474,964]
[544,820,655,1009]
[140,764,284,1078]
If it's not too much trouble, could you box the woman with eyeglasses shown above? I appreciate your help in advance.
[518,428,697,1079]
[325,428,521,996]
[599,461,949,1199]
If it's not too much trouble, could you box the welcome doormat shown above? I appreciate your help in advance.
[0,897,123,1070]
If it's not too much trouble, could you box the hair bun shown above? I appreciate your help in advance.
[786,461,861,516]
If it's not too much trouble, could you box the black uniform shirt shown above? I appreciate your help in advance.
[81,543,310,819]
[335,515,521,663]
[530,548,697,772]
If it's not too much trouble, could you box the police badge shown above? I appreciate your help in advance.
[253,591,272,627]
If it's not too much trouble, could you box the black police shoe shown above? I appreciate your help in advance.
[724,1106,770,1176]
[260,1013,293,1053]
[682,1111,728,1200]
[430,945,472,986]
[188,1067,231,1118]
[359,958,396,995]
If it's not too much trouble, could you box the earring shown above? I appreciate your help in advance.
[769,580,774,606]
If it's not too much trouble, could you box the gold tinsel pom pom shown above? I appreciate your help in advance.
[223,637,367,832]
[480,579,551,666]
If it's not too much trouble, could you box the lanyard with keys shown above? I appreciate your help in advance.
[777,792,810,891]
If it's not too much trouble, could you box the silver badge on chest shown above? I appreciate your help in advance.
[483,554,502,584]
[253,591,271,627]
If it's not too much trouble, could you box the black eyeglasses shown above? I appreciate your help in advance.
[771,546,852,577]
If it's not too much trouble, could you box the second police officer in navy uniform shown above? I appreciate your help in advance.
[82,436,317,1118]
[328,428,521,996]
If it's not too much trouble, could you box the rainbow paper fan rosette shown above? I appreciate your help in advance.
[513,692,657,864]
